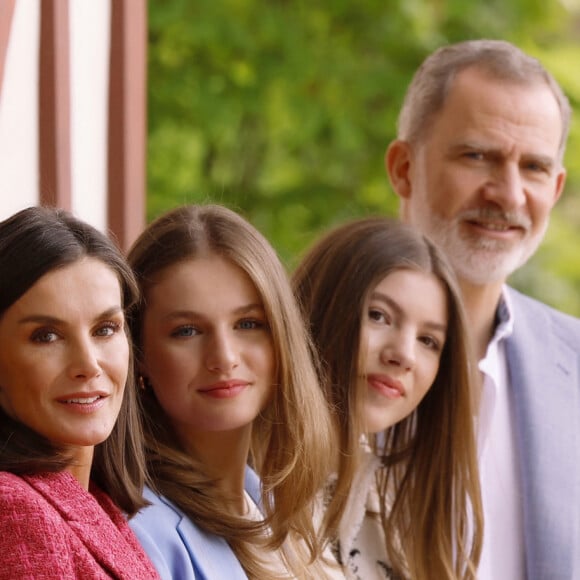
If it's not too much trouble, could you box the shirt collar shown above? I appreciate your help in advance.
[492,285,514,344]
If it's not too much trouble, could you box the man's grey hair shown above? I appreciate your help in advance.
[397,39,572,159]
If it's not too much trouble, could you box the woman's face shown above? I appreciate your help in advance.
[0,258,129,456]
[360,269,448,434]
[141,255,275,441]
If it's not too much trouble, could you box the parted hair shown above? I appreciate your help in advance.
[398,39,571,159]
[127,203,334,578]
[293,217,483,580]
[0,205,146,515]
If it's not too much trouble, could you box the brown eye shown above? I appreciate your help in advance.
[31,329,59,343]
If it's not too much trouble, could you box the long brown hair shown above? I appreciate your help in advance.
[0,206,146,515]
[128,204,334,578]
[293,217,483,579]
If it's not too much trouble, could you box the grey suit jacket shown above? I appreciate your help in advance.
[130,467,262,580]
[505,287,580,580]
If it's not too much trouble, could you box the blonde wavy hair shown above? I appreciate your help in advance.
[128,204,334,578]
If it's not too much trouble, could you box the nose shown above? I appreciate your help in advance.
[482,163,526,211]
[380,331,415,371]
[68,338,102,380]
[205,329,240,373]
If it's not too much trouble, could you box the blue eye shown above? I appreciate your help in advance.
[171,325,199,338]
[94,321,122,337]
[237,319,266,331]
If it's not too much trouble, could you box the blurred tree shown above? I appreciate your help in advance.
[147,0,580,314]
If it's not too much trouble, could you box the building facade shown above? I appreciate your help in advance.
[0,0,146,249]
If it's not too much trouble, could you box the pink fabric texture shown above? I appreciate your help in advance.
[0,470,159,579]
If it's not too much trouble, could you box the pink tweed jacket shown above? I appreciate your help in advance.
[0,470,159,579]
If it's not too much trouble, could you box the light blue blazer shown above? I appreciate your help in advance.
[130,467,262,580]
[505,288,580,580]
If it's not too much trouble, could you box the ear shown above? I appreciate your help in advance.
[385,140,414,199]
[552,167,567,206]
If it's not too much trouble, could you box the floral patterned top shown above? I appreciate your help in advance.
[331,451,405,580]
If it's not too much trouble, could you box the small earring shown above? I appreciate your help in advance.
[138,375,147,391]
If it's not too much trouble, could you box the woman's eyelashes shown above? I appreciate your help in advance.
[29,319,123,344]
[368,307,391,325]
[367,306,444,352]
[169,317,269,338]
[235,318,268,331]
[170,325,200,339]
[94,320,123,337]
[30,327,60,343]
[418,334,442,352]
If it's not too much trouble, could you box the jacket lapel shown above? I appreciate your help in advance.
[27,472,153,579]
[174,508,248,580]
[506,290,580,579]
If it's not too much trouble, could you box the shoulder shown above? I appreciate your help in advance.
[130,487,196,580]
[133,485,183,527]
[0,471,54,518]
[131,487,246,580]
[0,472,72,577]
[0,470,30,492]
[507,287,580,345]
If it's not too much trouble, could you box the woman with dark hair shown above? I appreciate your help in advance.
[0,206,158,579]
[128,204,340,579]
[293,217,483,580]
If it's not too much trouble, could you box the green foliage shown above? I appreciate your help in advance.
[148,0,580,314]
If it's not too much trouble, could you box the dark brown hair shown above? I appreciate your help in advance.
[0,206,146,515]
[293,217,483,579]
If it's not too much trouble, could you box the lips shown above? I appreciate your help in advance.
[462,208,531,235]
[468,220,518,232]
[198,380,249,399]
[58,393,107,404]
[367,374,405,400]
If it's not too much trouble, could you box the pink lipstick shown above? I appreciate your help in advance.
[198,380,248,399]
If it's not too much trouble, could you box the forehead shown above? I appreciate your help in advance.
[146,256,262,305]
[428,67,562,157]
[3,258,122,319]
[371,269,448,321]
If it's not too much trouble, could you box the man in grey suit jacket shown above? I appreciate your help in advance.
[386,39,580,579]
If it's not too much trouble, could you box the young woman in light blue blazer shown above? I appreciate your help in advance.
[128,204,341,579]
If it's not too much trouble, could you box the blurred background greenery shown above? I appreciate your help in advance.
[147,0,580,315]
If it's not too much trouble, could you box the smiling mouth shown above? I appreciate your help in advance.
[62,396,103,404]
[467,219,522,232]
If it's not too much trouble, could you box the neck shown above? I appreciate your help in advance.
[65,446,94,490]
[459,278,504,362]
[178,425,252,516]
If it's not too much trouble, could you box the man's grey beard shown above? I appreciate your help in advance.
[408,207,548,286]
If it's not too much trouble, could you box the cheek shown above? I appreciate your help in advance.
[416,358,441,399]
[145,342,202,387]
[250,339,276,388]
[530,193,556,223]
[106,338,131,383]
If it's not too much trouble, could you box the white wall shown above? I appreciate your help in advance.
[0,0,111,232]
[70,0,110,231]
[0,0,40,218]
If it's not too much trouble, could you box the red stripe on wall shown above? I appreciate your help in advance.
[39,0,71,208]
[107,0,147,250]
